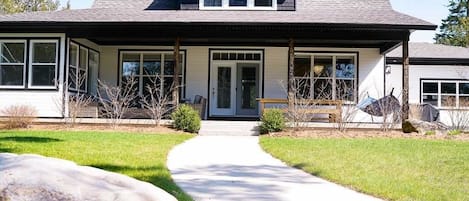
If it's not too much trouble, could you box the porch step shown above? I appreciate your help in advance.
[198,121,260,136]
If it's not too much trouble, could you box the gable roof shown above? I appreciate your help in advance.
[0,0,435,29]
[387,43,469,59]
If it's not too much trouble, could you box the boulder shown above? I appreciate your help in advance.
[406,119,449,135]
[0,153,177,201]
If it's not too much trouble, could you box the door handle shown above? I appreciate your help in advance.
[212,88,215,96]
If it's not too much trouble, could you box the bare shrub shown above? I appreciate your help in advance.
[140,76,177,127]
[444,97,469,131]
[334,79,360,132]
[97,77,139,128]
[280,77,339,130]
[0,105,38,129]
[67,71,93,126]
[376,90,401,132]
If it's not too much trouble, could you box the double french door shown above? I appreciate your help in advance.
[210,62,260,117]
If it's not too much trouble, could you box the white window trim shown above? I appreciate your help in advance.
[294,53,358,102]
[0,40,27,89]
[421,80,469,109]
[119,51,185,97]
[200,0,277,10]
[28,39,59,89]
[68,42,79,91]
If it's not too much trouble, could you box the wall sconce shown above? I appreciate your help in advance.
[385,65,392,74]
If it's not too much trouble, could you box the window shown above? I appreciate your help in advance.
[421,80,469,108]
[121,51,185,101]
[293,53,357,102]
[68,42,91,92]
[201,0,276,10]
[29,40,58,88]
[0,40,26,88]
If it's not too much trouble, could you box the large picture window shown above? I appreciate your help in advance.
[421,80,469,108]
[0,40,26,88]
[201,0,276,10]
[293,53,357,102]
[29,40,58,88]
[121,51,185,100]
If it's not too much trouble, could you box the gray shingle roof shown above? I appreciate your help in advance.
[387,43,469,59]
[0,0,434,28]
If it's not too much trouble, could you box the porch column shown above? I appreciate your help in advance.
[173,37,181,107]
[401,36,410,124]
[288,38,295,109]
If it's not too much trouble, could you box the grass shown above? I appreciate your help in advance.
[260,137,469,201]
[0,130,194,201]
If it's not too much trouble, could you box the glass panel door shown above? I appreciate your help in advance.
[217,67,231,109]
[210,64,236,116]
[236,64,259,116]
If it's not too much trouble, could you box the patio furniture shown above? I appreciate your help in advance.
[188,95,207,119]
[257,98,343,123]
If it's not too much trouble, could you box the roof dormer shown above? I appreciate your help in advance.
[181,0,295,11]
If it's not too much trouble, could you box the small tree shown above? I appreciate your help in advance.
[97,77,138,128]
[140,76,177,127]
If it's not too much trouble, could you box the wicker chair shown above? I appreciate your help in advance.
[188,95,207,119]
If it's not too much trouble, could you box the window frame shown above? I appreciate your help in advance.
[68,42,90,93]
[0,40,27,89]
[200,0,277,10]
[28,39,59,89]
[421,79,469,109]
[119,50,186,99]
[293,52,358,103]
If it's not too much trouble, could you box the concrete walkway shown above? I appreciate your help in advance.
[167,136,382,201]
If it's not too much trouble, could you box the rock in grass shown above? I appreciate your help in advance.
[0,153,177,201]
[406,119,448,135]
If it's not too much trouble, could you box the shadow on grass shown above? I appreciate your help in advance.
[0,136,63,143]
[292,163,322,176]
[89,163,191,201]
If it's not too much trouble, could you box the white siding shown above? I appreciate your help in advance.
[0,33,66,118]
[185,47,209,100]
[386,64,469,125]
[264,47,288,98]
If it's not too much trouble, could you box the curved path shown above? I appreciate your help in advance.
[167,136,382,201]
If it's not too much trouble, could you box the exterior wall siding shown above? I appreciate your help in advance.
[0,33,66,118]
[386,64,469,125]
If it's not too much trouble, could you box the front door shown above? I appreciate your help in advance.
[210,62,260,117]
[236,64,259,116]
[210,64,236,116]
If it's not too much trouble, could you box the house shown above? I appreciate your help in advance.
[0,0,436,122]
[386,43,469,125]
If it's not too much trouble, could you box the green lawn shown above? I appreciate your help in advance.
[0,130,193,201]
[260,137,469,201]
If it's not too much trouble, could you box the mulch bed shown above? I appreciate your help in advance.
[0,122,189,134]
[269,128,469,141]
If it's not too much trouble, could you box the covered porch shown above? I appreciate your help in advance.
[2,22,431,123]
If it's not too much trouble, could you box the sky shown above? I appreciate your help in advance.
[59,0,450,43]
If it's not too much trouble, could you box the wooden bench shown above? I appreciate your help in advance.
[257,98,343,123]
